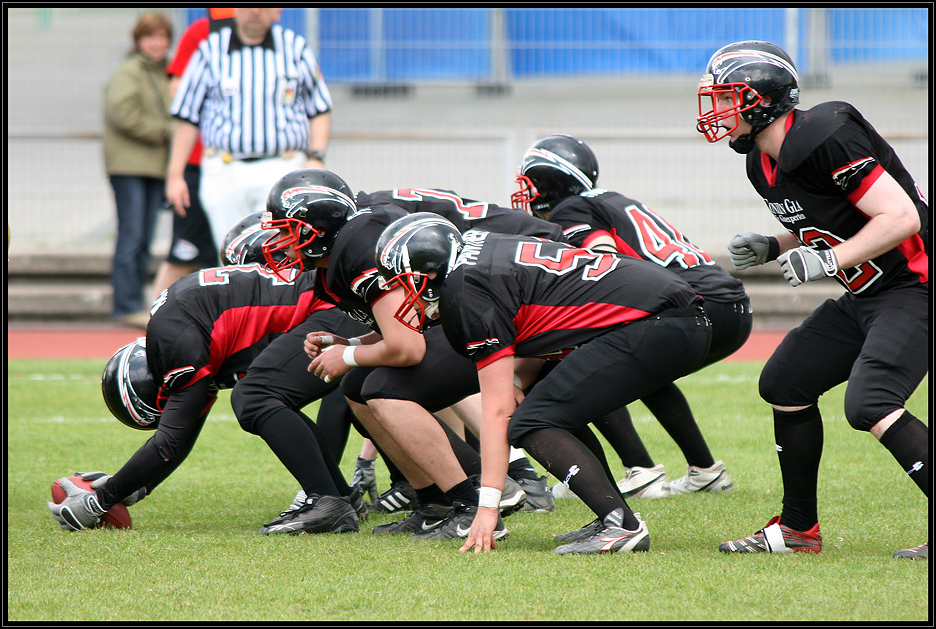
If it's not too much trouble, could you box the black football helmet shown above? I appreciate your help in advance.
[261,169,356,279]
[511,134,599,219]
[375,212,463,332]
[220,211,283,266]
[102,338,161,431]
[697,40,799,153]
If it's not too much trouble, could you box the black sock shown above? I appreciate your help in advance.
[520,427,639,530]
[879,411,930,498]
[593,406,656,469]
[507,456,539,481]
[435,417,482,477]
[572,425,619,489]
[415,484,449,506]
[257,408,340,497]
[774,406,823,532]
[464,429,480,452]
[296,410,350,494]
[642,383,715,469]
[443,479,477,506]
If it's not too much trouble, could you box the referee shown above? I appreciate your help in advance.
[166,8,332,249]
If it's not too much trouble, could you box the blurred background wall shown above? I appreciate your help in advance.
[7,7,928,257]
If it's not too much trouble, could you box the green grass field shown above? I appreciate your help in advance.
[7,358,929,622]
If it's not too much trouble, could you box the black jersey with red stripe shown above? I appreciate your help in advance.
[313,204,410,332]
[549,190,746,303]
[356,188,565,242]
[146,264,332,393]
[439,230,702,368]
[747,101,929,296]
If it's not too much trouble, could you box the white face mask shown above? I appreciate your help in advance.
[424,300,440,320]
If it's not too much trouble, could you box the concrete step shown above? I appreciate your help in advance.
[5,251,844,326]
[7,282,115,318]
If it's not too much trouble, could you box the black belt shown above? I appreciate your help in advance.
[649,305,706,320]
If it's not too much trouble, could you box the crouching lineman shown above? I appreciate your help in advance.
[263,169,556,541]
[48,219,367,535]
[375,213,713,554]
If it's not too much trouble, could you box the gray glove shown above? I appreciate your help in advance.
[727,232,779,270]
[75,471,146,506]
[778,246,839,287]
[47,477,106,531]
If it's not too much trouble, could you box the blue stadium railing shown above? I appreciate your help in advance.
[186,8,928,83]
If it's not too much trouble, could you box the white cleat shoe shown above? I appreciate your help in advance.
[668,460,734,494]
[616,464,671,499]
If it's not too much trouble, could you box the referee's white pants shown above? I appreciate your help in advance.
[199,152,308,250]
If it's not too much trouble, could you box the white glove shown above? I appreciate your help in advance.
[727,232,779,270]
[48,478,106,531]
[777,246,839,286]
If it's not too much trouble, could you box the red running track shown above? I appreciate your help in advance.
[6,323,788,361]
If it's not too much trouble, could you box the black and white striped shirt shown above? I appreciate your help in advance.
[171,23,331,159]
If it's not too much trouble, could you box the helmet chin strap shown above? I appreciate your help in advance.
[728,123,767,155]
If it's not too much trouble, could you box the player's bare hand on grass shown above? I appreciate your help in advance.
[459,506,500,553]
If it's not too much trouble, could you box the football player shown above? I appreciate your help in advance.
[262,170,564,540]
[698,41,929,558]
[375,213,713,554]
[354,187,564,512]
[48,219,368,535]
[512,134,751,499]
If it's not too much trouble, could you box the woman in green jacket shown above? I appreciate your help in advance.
[103,12,174,327]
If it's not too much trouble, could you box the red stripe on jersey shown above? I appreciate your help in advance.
[846,163,884,205]
[760,152,778,187]
[475,345,516,370]
[898,233,929,284]
[611,231,643,259]
[512,302,649,346]
[319,268,342,304]
[759,113,795,187]
[581,229,614,250]
[205,293,331,379]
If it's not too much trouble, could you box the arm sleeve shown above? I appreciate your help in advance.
[170,44,210,124]
[299,45,332,116]
[96,377,215,508]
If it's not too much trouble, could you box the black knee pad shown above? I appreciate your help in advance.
[843,391,892,432]
[339,366,369,405]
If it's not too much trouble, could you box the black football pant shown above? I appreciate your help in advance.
[511,309,711,523]
[231,308,370,498]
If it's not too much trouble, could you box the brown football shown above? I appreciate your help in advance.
[50,476,133,529]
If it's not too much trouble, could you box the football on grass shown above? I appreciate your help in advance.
[50,476,133,529]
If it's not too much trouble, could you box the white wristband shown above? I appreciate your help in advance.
[342,345,359,367]
[478,486,502,509]
[348,337,363,346]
